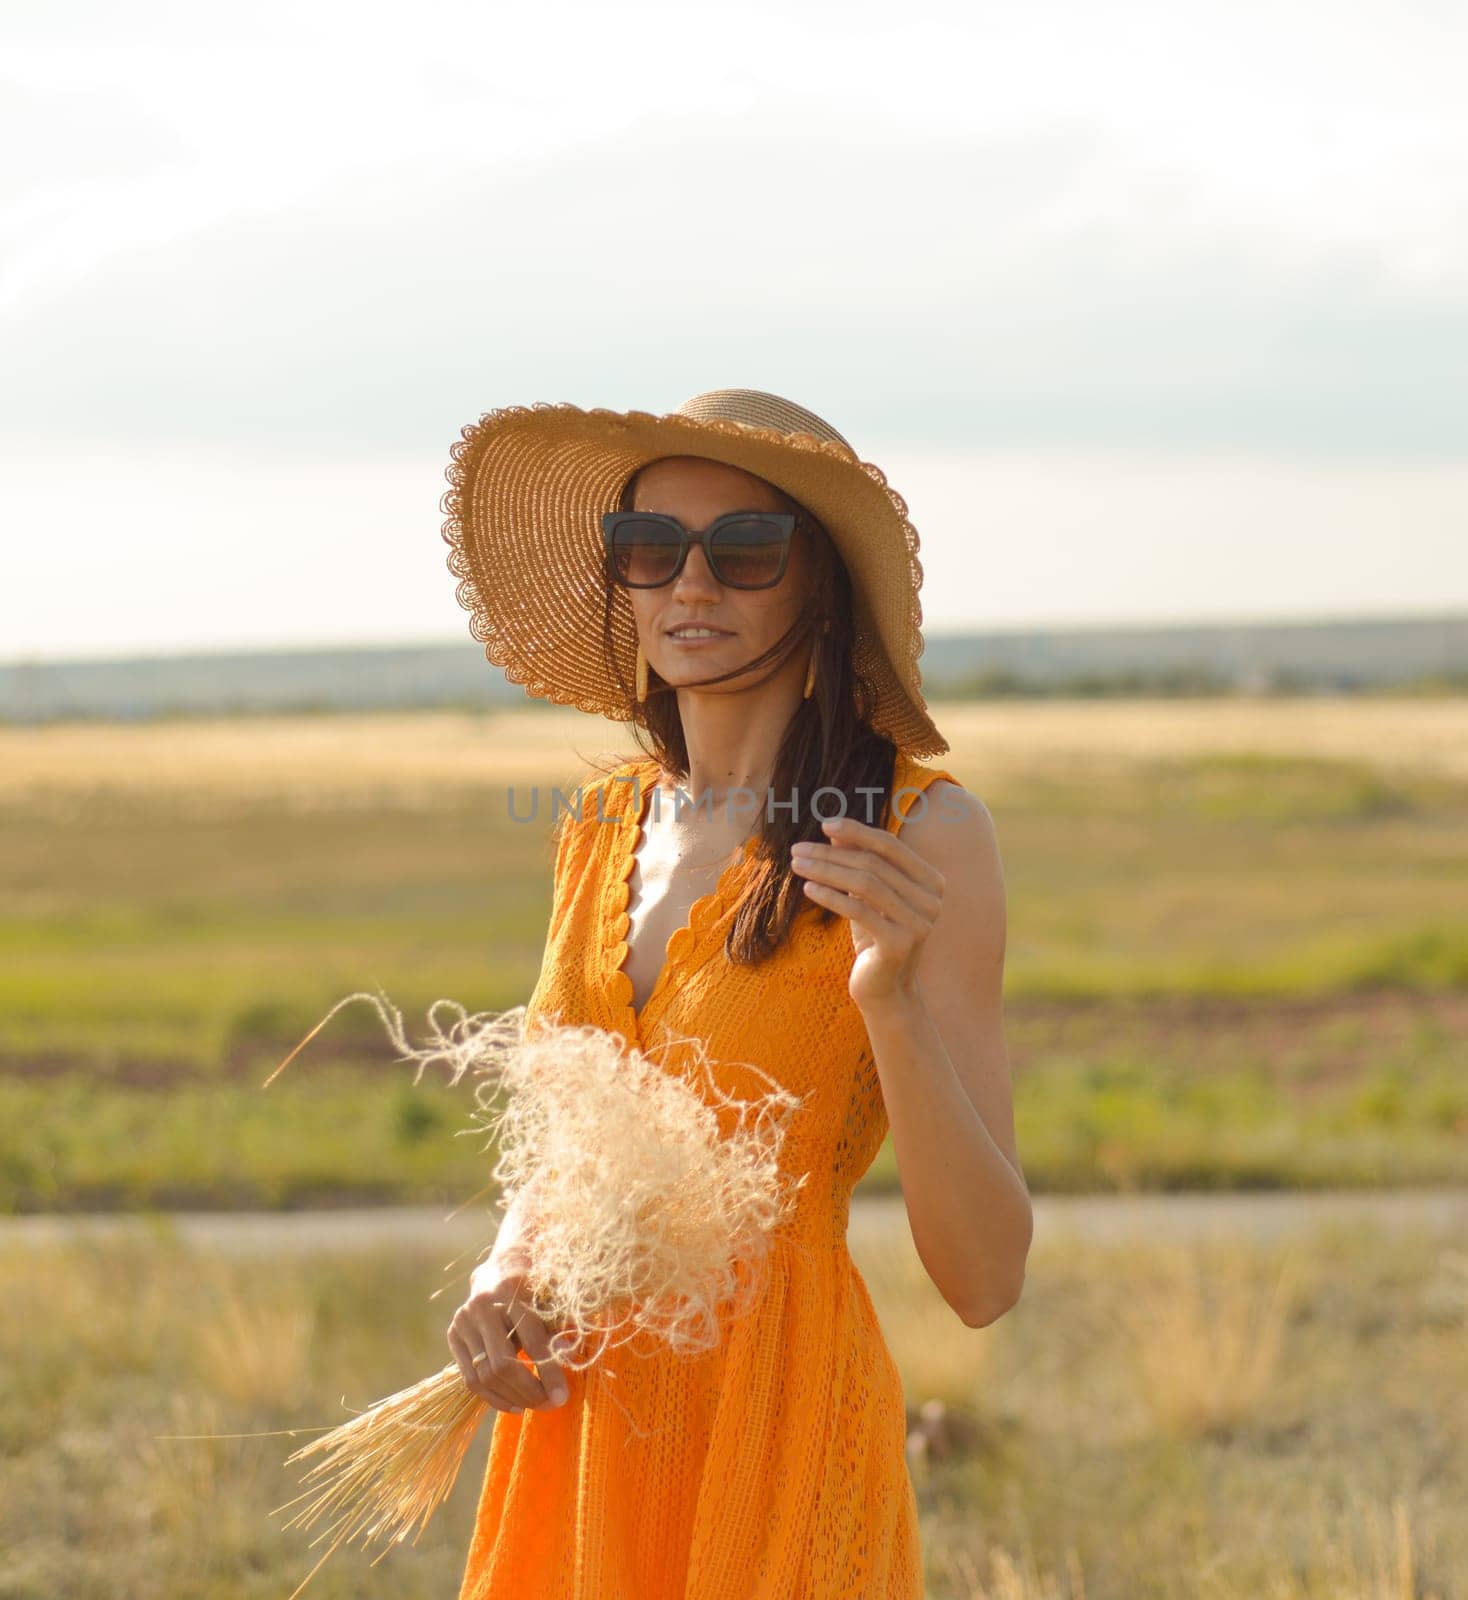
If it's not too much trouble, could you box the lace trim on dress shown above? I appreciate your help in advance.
[602,762,758,1037]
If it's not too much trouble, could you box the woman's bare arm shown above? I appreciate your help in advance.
[472,1187,537,1286]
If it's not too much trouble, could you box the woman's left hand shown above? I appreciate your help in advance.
[789,815,946,1012]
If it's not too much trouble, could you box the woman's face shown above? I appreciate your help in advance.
[624,455,816,697]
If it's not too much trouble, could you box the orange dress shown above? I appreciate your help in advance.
[458,747,962,1600]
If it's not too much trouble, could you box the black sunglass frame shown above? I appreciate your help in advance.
[601,510,799,590]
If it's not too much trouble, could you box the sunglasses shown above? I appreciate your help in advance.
[602,510,798,590]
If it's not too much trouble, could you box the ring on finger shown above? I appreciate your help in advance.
[471,1351,491,1368]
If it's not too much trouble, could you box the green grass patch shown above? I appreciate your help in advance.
[3,735,1465,1205]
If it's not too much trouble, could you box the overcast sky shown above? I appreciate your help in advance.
[3,0,1465,661]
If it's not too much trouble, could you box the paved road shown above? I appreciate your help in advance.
[3,1188,1465,1256]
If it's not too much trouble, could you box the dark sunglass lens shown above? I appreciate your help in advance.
[611,517,681,586]
[710,517,788,587]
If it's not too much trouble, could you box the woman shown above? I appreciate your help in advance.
[441,390,1032,1598]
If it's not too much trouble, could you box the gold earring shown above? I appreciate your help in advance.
[635,641,649,704]
[802,619,832,700]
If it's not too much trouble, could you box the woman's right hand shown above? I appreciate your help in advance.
[448,1259,575,1414]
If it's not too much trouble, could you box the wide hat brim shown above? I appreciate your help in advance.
[439,392,949,758]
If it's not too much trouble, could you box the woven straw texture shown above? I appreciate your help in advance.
[439,390,949,759]
[456,748,959,1600]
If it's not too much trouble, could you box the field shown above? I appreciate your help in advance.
[1,1215,1463,1598]
[2,696,1465,1210]
[2,696,1465,1597]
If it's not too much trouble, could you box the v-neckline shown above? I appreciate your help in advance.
[603,765,758,1039]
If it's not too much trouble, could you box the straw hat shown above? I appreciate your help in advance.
[439,388,949,758]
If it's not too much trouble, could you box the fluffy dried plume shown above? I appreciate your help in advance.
[258,989,808,1595]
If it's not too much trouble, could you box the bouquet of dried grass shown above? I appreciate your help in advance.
[260,991,806,1599]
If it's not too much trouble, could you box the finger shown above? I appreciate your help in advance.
[822,816,947,895]
[513,1312,577,1409]
[794,836,943,922]
[801,877,916,945]
[472,1291,553,1409]
[794,850,936,932]
[447,1323,526,1413]
[447,1323,485,1399]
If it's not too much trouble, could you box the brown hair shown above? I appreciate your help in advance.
[587,460,902,968]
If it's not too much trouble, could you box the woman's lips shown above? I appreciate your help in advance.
[666,629,733,646]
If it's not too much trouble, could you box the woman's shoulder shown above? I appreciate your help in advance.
[889,747,966,804]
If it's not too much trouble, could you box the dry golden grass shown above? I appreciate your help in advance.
[0,710,625,817]
[931,696,1468,783]
[910,1220,1464,1597]
[1,697,1463,819]
[2,1216,1462,1598]
[268,1362,489,1600]
[933,1492,1447,1600]
[189,1264,317,1412]
[1105,1239,1305,1437]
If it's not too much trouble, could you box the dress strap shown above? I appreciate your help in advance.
[884,749,962,834]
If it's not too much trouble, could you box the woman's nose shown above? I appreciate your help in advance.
[671,542,723,597]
